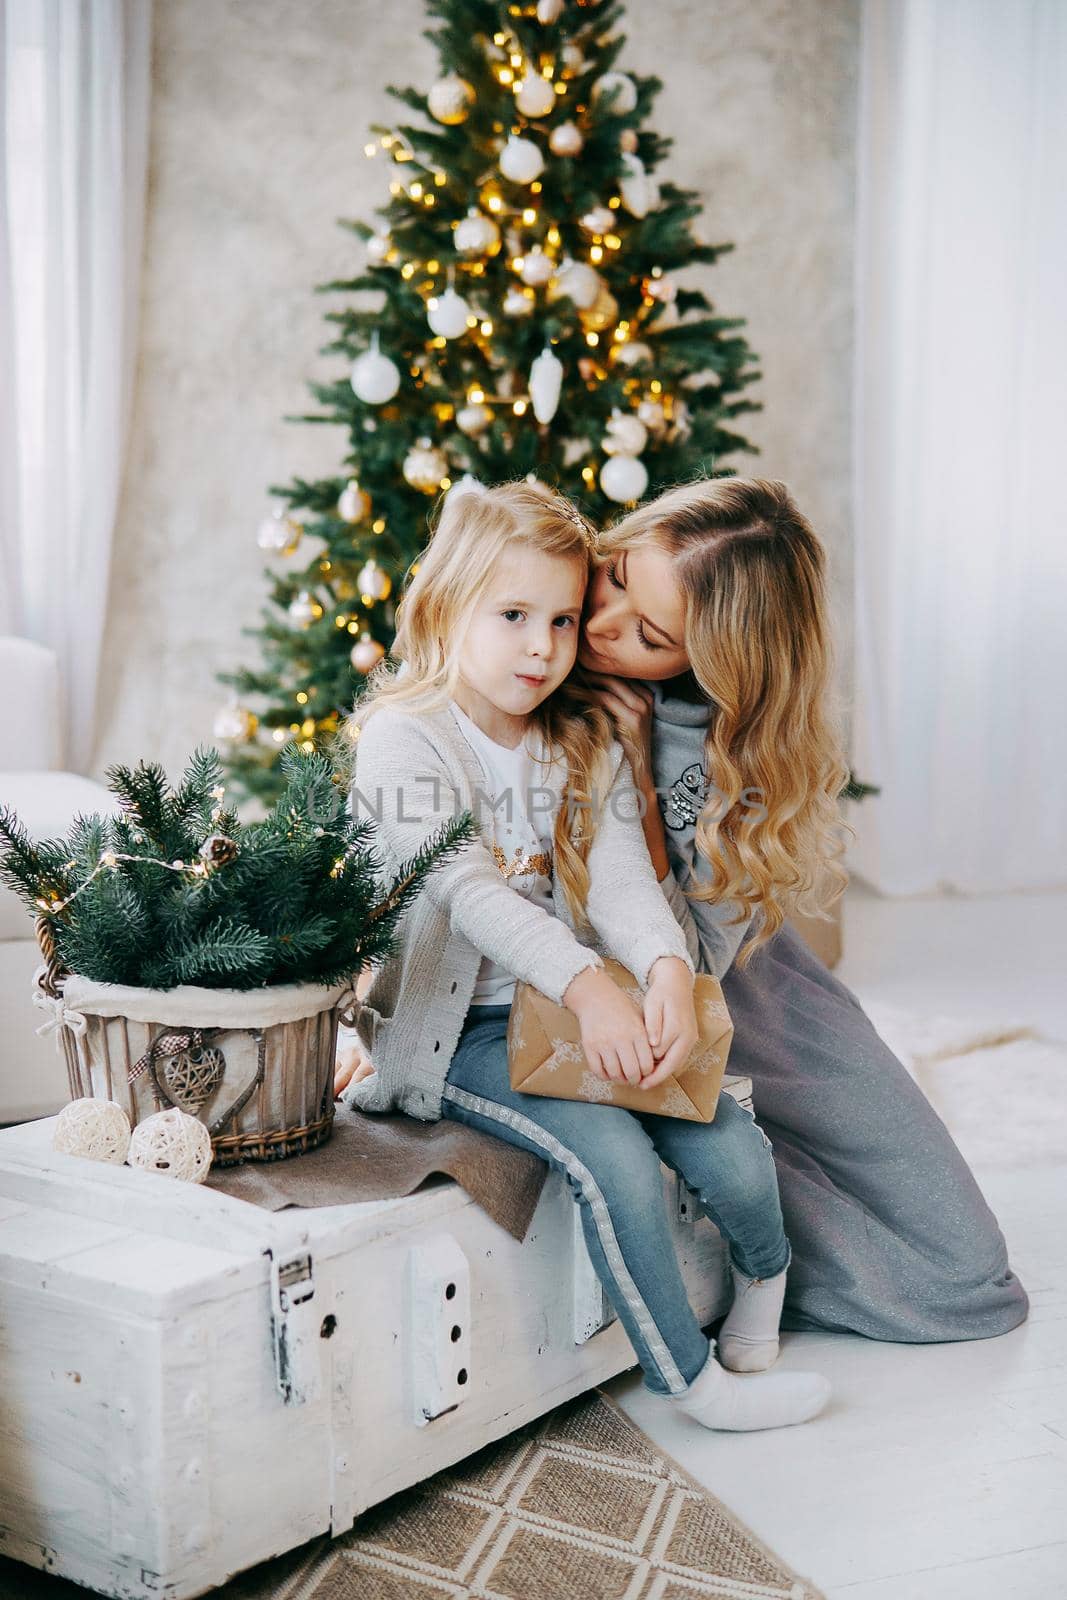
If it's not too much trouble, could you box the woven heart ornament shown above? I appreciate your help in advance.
[159,1045,226,1114]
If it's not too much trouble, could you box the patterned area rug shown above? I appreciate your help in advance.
[232,1390,822,1600]
[0,1392,822,1600]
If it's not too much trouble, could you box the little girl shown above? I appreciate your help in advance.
[341,478,830,1433]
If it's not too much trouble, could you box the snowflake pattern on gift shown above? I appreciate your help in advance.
[657,1082,694,1118]
[578,1069,615,1103]
[545,1037,584,1071]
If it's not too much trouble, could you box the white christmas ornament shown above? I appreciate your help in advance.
[427,288,471,339]
[647,272,678,303]
[500,135,545,185]
[529,347,564,424]
[256,511,302,554]
[592,72,638,115]
[549,258,601,310]
[580,206,615,236]
[520,248,555,287]
[357,559,391,600]
[549,121,584,157]
[213,700,257,742]
[456,402,493,435]
[128,1107,213,1183]
[403,441,448,493]
[288,590,320,627]
[365,232,391,264]
[583,285,619,331]
[455,209,501,257]
[350,335,401,404]
[604,410,649,457]
[619,128,639,154]
[350,632,386,673]
[561,43,587,74]
[515,75,556,118]
[600,454,649,503]
[503,285,535,317]
[614,340,653,367]
[338,481,370,522]
[620,153,659,218]
[53,1098,131,1164]
[536,0,564,20]
[428,74,475,125]
[637,398,668,435]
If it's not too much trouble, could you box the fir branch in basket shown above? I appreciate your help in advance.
[0,744,476,991]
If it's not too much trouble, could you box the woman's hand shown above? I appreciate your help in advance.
[563,965,655,1085]
[583,672,656,789]
[334,1033,376,1099]
[640,956,698,1090]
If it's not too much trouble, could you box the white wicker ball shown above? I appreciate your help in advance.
[53,1098,131,1165]
[128,1108,213,1184]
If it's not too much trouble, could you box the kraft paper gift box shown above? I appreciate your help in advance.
[507,958,733,1122]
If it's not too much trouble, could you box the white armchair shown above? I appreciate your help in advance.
[0,638,116,1123]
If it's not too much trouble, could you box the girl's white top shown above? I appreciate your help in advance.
[449,701,559,1007]
[343,698,696,1121]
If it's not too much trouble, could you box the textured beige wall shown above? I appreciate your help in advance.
[94,0,859,782]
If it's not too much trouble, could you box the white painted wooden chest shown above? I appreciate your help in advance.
[0,1084,749,1598]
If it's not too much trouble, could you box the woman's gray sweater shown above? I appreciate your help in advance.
[345,701,695,1121]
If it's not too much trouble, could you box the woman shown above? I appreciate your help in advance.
[577,476,1027,1342]
[337,474,1027,1343]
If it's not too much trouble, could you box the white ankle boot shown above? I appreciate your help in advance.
[717,1263,788,1372]
[670,1341,830,1433]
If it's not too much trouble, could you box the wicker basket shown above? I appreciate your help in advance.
[32,918,359,1166]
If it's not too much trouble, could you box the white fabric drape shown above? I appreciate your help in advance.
[0,0,150,771]
[851,0,1067,894]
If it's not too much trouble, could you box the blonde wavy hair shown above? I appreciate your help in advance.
[349,479,615,929]
[600,477,849,963]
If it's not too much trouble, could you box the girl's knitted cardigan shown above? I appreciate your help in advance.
[344,700,696,1121]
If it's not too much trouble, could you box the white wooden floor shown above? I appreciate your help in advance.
[609,883,1067,1600]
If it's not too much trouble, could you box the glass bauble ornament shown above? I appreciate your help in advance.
[455,209,501,257]
[600,454,648,503]
[350,633,385,673]
[503,286,536,317]
[350,336,400,404]
[288,590,321,627]
[582,285,619,331]
[338,481,370,522]
[500,135,545,184]
[549,121,584,157]
[403,441,448,494]
[357,560,392,601]
[427,288,471,340]
[603,410,649,456]
[520,247,554,287]
[213,700,258,742]
[456,403,493,436]
[515,75,556,118]
[614,340,653,367]
[428,74,475,125]
[549,258,601,310]
[256,510,302,555]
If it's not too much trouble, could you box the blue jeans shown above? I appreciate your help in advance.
[441,1002,792,1396]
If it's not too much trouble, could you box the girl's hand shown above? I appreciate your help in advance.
[640,956,698,1090]
[583,672,656,789]
[334,1034,376,1099]
[563,965,655,1085]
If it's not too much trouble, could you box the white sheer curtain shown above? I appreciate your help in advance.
[0,0,150,771]
[850,0,1067,894]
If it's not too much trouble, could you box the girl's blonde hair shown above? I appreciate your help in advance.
[350,479,615,927]
[600,477,849,963]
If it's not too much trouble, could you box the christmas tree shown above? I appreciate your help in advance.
[217,0,759,805]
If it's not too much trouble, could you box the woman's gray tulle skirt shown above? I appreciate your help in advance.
[719,923,1029,1342]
